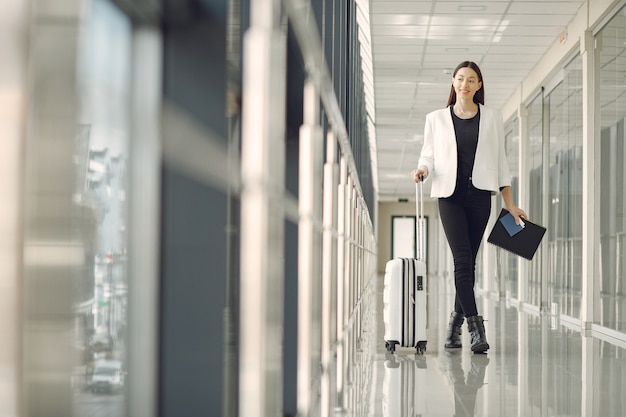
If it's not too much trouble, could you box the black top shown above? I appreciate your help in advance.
[450,106,480,192]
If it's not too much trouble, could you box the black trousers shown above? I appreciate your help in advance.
[438,185,491,318]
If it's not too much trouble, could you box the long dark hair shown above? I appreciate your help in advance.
[446,61,485,106]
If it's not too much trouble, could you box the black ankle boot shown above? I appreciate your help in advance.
[444,311,465,348]
[467,315,489,353]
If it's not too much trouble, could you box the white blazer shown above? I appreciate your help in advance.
[418,104,511,198]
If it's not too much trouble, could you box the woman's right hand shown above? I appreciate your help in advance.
[412,167,428,183]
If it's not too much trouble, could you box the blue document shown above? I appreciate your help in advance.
[499,212,525,237]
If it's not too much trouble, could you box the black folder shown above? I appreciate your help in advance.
[487,209,546,260]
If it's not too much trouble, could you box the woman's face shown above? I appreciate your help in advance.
[452,67,482,101]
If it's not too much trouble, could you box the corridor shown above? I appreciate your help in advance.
[5,0,626,416]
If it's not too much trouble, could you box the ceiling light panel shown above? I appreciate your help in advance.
[458,5,487,12]
[374,36,427,46]
[372,14,430,25]
[427,25,502,36]
[371,1,434,14]
[374,54,423,64]
[373,45,426,54]
[508,2,584,15]
[433,2,505,13]
[505,14,574,26]
[374,25,429,37]
[430,16,503,26]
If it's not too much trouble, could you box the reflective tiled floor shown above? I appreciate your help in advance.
[353,274,626,417]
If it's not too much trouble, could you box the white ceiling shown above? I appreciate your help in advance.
[370,0,586,201]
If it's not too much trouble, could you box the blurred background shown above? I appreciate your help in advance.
[2,0,379,416]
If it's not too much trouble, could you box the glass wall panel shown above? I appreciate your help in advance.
[74,0,131,414]
[502,116,520,299]
[593,339,626,415]
[527,95,544,306]
[597,5,626,331]
[546,56,583,319]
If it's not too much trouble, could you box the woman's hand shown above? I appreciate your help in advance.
[500,186,526,225]
[412,167,428,183]
[506,204,527,225]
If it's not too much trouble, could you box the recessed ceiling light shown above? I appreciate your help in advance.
[384,173,412,179]
[458,5,486,12]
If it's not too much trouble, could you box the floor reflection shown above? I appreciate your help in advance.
[382,353,428,417]
[445,351,489,417]
[361,274,626,417]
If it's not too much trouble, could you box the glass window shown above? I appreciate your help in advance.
[502,115,520,299]
[527,94,544,307]
[597,5,626,331]
[74,0,131,413]
[546,56,584,319]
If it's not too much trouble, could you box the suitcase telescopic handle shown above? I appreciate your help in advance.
[415,180,425,262]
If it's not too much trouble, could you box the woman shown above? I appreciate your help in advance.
[412,61,525,353]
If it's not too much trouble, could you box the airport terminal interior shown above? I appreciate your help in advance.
[2,0,626,416]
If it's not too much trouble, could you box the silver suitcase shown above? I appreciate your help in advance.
[383,182,427,354]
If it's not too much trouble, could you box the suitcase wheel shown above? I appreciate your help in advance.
[385,341,398,354]
[416,341,427,355]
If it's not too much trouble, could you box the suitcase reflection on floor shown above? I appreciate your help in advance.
[382,354,427,417]
[445,351,490,417]
[382,351,490,417]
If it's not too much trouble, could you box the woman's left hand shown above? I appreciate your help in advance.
[506,205,527,225]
